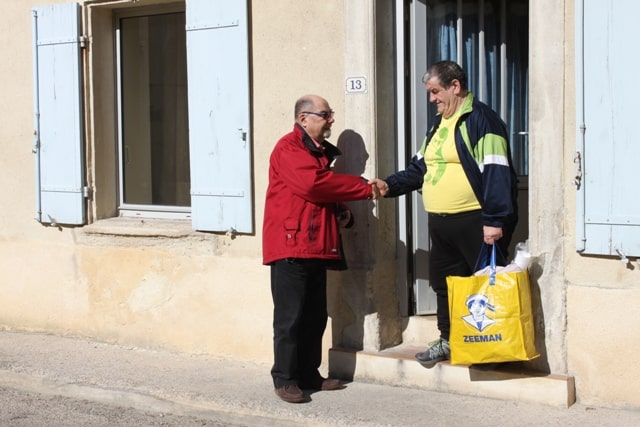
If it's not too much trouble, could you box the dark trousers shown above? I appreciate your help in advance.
[270,258,327,388]
[428,210,513,341]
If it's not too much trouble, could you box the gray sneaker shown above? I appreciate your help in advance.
[415,338,450,365]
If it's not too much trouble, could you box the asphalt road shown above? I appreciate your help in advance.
[2,331,640,427]
[0,386,242,427]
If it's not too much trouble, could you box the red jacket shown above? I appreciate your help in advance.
[262,124,372,265]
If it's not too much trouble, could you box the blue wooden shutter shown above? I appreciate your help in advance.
[185,0,252,233]
[577,0,640,256]
[32,3,85,225]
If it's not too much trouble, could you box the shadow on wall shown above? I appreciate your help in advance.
[526,259,551,374]
[327,129,401,352]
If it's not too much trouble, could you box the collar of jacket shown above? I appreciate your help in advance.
[294,123,342,164]
[427,92,475,139]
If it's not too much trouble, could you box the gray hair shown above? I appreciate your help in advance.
[294,96,315,118]
[422,60,468,90]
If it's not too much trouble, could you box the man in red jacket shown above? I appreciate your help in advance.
[263,94,379,403]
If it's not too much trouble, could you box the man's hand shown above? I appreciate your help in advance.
[483,226,503,245]
[369,179,389,197]
[370,183,381,200]
[338,209,354,228]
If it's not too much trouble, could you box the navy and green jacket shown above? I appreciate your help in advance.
[385,93,518,228]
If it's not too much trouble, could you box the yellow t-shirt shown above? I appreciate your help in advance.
[422,113,481,213]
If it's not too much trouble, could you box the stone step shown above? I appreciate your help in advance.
[400,314,440,345]
[328,345,575,408]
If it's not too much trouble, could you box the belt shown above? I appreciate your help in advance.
[427,209,481,218]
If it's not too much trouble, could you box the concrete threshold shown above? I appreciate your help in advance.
[328,344,575,408]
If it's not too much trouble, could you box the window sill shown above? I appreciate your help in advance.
[82,217,195,238]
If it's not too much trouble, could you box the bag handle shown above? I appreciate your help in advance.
[474,243,505,270]
[489,244,497,286]
[474,243,500,286]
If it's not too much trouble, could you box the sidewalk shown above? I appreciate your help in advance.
[0,330,639,426]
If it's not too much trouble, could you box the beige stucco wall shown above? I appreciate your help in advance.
[530,0,640,409]
[0,234,273,357]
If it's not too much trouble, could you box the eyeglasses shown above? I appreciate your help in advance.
[302,110,334,120]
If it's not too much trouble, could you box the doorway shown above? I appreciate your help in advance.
[395,0,529,315]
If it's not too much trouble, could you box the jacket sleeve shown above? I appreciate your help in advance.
[274,142,372,203]
[384,151,426,198]
[480,154,517,227]
[466,105,517,228]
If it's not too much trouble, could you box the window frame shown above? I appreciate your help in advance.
[114,3,192,220]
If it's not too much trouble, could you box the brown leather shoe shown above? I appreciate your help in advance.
[319,378,345,390]
[299,377,345,391]
[275,384,306,403]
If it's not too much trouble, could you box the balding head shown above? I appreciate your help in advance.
[293,94,335,142]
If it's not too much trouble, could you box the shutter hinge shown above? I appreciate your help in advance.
[79,35,87,48]
[572,151,582,190]
[83,186,92,198]
[32,129,40,154]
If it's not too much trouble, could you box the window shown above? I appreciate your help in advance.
[32,0,253,233]
[118,10,191,214]
[424,0,529,175]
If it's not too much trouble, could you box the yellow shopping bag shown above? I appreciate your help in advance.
[446,245,539,365]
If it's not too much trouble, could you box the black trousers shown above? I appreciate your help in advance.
[428,210,514,341]
[270,258,327,388]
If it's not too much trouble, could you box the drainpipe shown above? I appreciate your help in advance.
[574,0,586,252]
[32,9,42,223]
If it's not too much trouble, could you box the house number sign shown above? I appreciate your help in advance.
[346,76,367,93]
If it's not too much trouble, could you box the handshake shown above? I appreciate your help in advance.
[368,178,389,201]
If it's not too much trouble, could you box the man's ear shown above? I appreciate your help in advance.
[451,79,462,94]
